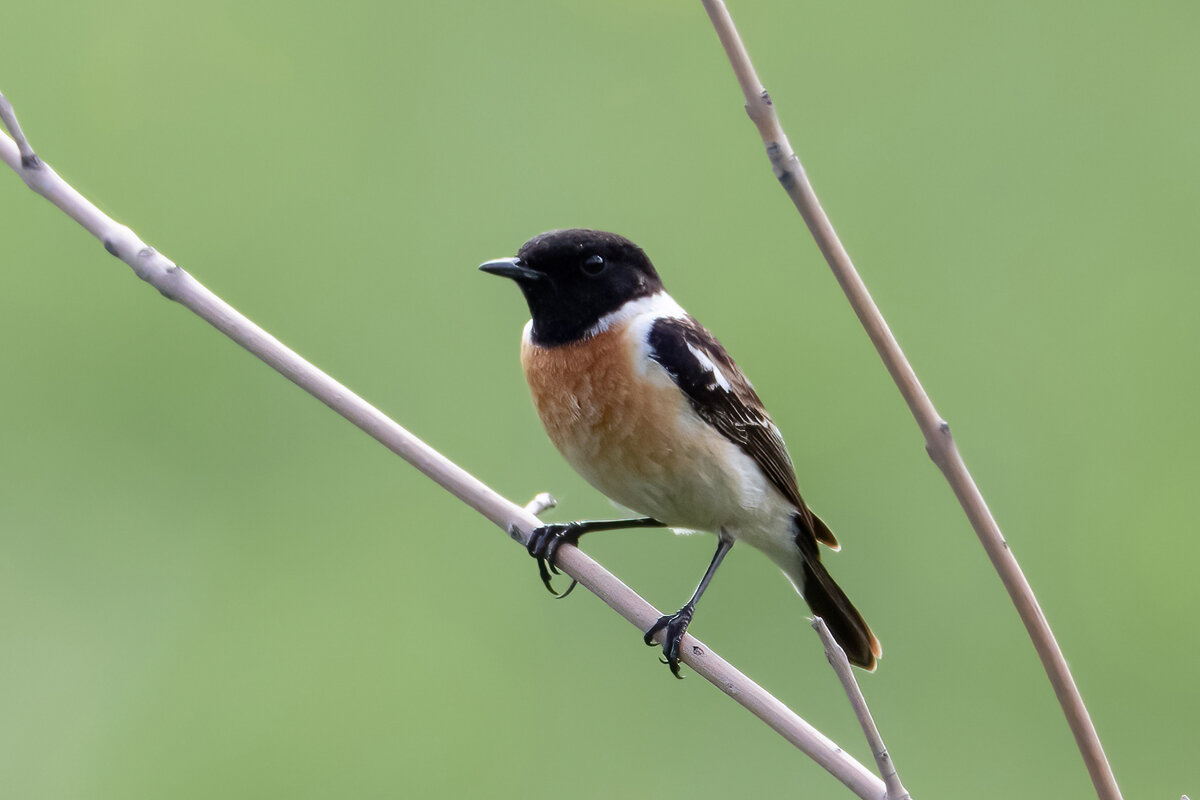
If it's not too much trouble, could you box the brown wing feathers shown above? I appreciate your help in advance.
[645,316,837,549]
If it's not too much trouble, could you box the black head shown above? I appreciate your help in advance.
[479,229,664,347]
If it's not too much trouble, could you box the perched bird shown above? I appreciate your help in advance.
[481,229,879,675]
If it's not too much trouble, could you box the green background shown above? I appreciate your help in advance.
[2,1,1196,797]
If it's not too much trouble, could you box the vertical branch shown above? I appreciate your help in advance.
[699,2,1123,799]
[814,618,910,800]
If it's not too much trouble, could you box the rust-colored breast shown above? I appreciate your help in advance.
[520,322,687,513]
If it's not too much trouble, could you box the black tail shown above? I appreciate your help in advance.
[793,513,881,671]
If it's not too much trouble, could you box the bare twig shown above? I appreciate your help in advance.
[0,91,886,800]
[0,91,38,167]
[814,618,910,800]
[523,492,559,517]
[699,3,1122,799]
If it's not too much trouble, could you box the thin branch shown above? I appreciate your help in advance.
[523,492,559,517]
[814,618,910,800]
[0,91,886,800]
[0,91,38,168]
[699,3,1122,799]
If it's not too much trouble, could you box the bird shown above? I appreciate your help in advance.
[480,228,880,676]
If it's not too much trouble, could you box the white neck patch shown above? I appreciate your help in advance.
[584,291,687,339]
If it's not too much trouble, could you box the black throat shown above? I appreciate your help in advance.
[523,278,659,347]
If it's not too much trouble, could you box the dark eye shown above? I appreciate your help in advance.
[581,254,606,276]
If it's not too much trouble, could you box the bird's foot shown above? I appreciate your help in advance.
[526,523,584,599]
[644,603,696,679]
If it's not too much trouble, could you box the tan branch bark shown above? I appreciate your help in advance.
[814,618,910,800]
[699,3,1122,799]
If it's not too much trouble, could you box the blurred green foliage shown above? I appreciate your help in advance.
[2,1,1197,797]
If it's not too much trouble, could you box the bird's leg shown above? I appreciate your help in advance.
[526,517,664,598]
[644,536,734,678]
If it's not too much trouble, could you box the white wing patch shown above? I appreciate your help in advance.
[685,342,732,392]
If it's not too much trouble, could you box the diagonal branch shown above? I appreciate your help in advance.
[699,2,1122,799]
[814,618,910,800]
[0,91,886,800]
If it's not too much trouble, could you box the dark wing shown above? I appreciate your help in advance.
[646,316,836,548]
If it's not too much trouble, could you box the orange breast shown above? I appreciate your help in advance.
[520,321,739,527]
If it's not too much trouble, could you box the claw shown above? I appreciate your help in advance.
[521,516,665,601]
[527,523,583,597]
[536,556,558,595]
[643,605,695,678]
[536,557,578,599]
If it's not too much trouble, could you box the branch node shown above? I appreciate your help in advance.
[923,419,956,469]
[765,142,789,182]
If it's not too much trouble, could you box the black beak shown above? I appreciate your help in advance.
[479,257,543,282]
